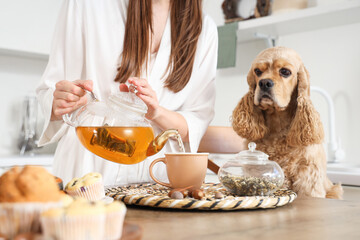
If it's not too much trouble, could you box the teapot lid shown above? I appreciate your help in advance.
[236,142,268,160]
[108,92,148,114]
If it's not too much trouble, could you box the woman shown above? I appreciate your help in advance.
[36,0,218,186]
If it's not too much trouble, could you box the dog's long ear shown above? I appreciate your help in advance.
[232,69,268,141]
[287,64,324,146]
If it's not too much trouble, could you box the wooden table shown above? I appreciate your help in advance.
[124,197,360,240]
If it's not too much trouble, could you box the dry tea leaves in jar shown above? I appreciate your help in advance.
[218,142,285,196]
[219,175,282,196]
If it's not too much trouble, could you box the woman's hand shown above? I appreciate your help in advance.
[51,80,93,121]
[119,77,189,141]
[119,77,160,120]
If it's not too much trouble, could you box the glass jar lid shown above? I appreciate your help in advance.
[108,91,148,114]
[236,142,268,161]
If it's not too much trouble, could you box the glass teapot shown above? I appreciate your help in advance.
[218,142,284,196]
[63,89,184,165]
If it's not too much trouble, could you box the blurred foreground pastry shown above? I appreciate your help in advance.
[41,198,105,240]
[41,198,126,240]
[105,201,127,240]
[0,166,63,239]
[0,166,62,202]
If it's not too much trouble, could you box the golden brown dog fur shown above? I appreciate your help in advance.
[232,47,343,199]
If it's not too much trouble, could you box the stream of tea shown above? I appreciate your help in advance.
[76,126,185,164]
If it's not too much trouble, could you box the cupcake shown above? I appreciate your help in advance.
[0,166,63,239]
[104,201,127,240]
[65,173,105,201]
[41,198,106,240]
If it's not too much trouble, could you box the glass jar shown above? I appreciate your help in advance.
[218,142,284,196]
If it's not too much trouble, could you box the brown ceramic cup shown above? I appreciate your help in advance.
[149,153,209,189]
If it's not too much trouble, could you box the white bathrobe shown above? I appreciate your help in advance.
[36,0,218,186]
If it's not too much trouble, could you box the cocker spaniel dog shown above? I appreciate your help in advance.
[232,47,343,199]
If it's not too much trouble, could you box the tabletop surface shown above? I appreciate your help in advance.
[124,196,360,240]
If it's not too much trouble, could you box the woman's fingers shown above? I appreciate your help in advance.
[74,79,94,92]
[126,77,160,120]
[128,78,148,88]
[136,86,154,99]
[137,93,155,107]
[53,91,81,102]
[119,83,129,92]
[52,106,74,117]
[55,80,93,97]
[52,80,92,120]
[127,78,153,97]
[54,99,77,108]
[52,95,87,116]
[55,80,84,97]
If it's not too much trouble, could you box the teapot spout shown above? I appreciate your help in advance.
[147,129,183,156]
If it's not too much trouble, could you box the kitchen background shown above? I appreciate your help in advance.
[0,0,359,169]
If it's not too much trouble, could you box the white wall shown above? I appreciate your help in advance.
[204,0,360,164]
[0,0,359,165]
[0,0,63,54]
[0,0,61,155]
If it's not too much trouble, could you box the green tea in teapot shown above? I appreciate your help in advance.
[76,126,154,164]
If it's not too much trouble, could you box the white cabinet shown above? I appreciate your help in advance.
[0,0,63,58]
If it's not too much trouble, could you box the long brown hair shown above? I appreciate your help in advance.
[114,0,203,93]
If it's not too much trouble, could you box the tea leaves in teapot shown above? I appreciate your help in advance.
[90,127,136,157]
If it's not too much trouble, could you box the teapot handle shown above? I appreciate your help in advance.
[62,89,98,127]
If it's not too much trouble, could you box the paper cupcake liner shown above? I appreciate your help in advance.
[66,182,105,201]
[0,201,62,239]
[105,208,127,240]
[41,214,105,240]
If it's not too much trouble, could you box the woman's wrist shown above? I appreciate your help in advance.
[147,106,189,142]
[51,108,62,121]
[146,106,164,122]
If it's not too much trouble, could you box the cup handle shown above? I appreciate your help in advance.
[149,158,171,188]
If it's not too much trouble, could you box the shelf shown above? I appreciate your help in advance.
[0,154,54,167]
[236,0,360,43]
[0,47,49,60]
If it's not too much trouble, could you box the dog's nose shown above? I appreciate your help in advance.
[259,79,274,91]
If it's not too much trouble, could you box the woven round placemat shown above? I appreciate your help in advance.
[105,183,297,211]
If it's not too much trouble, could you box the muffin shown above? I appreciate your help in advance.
[104,201,127,240]
[60,193,74,207]
[41,198,106,240]
[65,172,105,201]
[0,166,63,239]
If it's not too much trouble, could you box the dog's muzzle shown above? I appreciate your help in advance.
[258,79,274,100]
[257,79,275,110]
[259,79,274,92]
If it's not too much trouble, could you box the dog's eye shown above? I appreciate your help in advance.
[254,68,262,77]
[279,68,291,78]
